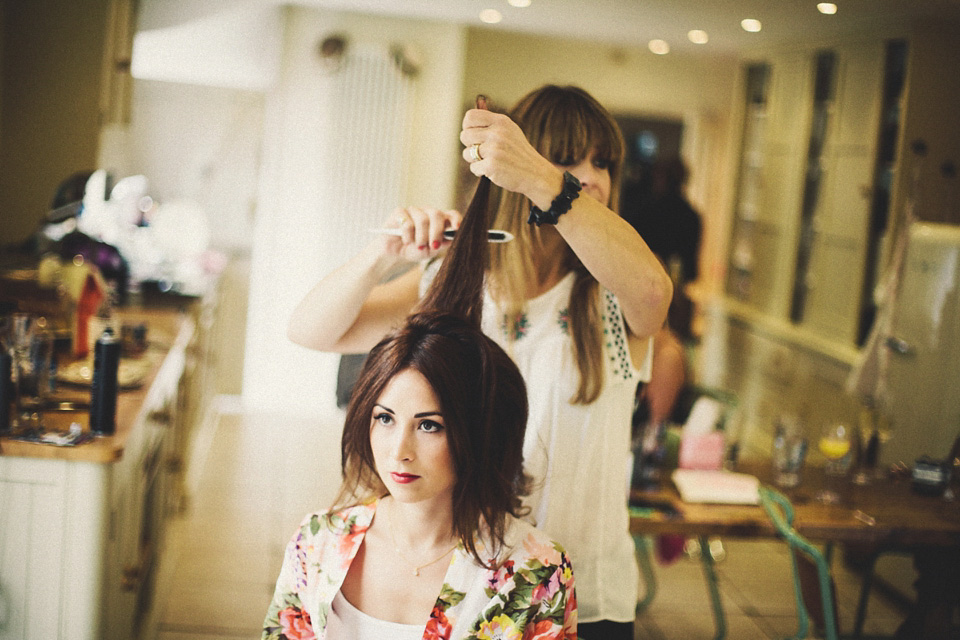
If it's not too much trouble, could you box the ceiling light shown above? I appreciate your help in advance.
[817,3,838,15]
[648,39,670,55]
[508,0,532,7]
[688,29,709,44]
[479,9,502,24]
[741,18,762,33]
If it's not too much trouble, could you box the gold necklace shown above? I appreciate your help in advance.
[385,506,458,577]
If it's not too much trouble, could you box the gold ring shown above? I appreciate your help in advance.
[470,143,483,162]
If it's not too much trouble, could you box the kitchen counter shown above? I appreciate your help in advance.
[1,307,193,463]
[0,289,216,639]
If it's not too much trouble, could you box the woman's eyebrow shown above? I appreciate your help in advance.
[373,405,441,419]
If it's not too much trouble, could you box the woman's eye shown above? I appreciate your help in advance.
[373,413,393,425]
[593,157,610,170]
[419,420,444,433]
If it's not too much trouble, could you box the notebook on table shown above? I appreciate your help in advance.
[671,469,761,505]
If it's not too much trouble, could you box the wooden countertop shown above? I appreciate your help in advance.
[630,461,960,548]
[0,308,193,464]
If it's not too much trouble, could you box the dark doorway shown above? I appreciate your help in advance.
[615,115,684,220]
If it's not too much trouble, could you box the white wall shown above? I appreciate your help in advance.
[242,6,466,415]
[117,81,265,252]
[132,0,283,91]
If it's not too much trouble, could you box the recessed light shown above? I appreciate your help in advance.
[479,9,502,24]
[508,0,532,7]
[688,29,709,44]
[817,3,838,15]
[741,18,762,33]
[648,39,670,55]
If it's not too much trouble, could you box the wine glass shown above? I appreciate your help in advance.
[816,422,852,504]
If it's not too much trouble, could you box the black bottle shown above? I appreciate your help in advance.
[90,327,120,435]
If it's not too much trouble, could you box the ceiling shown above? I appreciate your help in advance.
[292,0,960,57]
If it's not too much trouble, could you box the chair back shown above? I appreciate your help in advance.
[759,486,839,640]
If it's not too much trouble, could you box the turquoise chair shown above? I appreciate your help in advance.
[759,486,840,640]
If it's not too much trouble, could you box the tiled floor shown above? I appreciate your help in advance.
[144,409,909,640]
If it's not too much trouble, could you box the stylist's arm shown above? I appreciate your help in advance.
[460,107,672,340]
[286,205,460,353]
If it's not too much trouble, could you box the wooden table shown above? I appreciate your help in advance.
[630,462,960,546]
[629,462,960,639]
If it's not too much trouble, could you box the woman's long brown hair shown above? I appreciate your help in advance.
[414,175,491,324]
[489,85,626,404]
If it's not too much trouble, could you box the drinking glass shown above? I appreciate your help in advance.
[772,414,807,488]
[9,313,37,426]
[816,422,852,504]
[852,403,884,485]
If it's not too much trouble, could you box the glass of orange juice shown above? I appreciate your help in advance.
[816,422,852,504]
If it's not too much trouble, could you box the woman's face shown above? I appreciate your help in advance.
[553,147,612,206]
[370,368,456,507]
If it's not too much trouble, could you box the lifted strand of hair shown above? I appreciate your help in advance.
[414,176,491,327]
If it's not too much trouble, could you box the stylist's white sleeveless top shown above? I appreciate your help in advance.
[480,272,651,623]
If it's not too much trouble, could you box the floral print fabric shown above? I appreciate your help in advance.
[262,501,577,640]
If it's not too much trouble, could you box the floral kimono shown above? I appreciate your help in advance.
[262,500,577,640]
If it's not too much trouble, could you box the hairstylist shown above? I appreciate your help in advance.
[287,85,672,638]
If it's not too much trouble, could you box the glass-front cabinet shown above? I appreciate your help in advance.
[726,40,908,348]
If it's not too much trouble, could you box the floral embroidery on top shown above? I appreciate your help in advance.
[556,309,570,334]
[602,289,632,381]
[500,312,530,341]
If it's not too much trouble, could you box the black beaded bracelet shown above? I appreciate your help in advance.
[527,171,581,226]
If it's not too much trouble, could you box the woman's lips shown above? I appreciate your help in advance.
[390,472,420,484]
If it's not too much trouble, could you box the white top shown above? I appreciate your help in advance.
[326,590,425,640]
[479,271,651,623]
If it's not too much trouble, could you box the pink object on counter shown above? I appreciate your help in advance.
[678,431,726,471]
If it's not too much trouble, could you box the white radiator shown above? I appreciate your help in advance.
[323,44,415,259]
[243,39,419,414]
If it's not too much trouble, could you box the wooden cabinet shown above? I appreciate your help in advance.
[0,0,136,246]
[0,302,210,640]
[718,23,960,461]
[726,23,960,352]
[0,458,107,638]
[726,40,891,344]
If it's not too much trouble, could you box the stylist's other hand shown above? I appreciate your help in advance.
[380,206,461,262]
[460,109,561,208]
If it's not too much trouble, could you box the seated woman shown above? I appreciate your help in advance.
[263,177,577,639]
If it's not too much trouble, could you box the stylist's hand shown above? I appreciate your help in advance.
[460,109,561,207]
[378,206,461,262]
